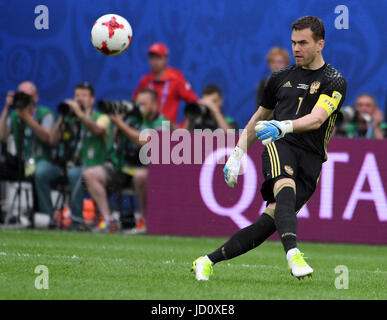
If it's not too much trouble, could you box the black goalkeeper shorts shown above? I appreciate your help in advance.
[260,138,322,212]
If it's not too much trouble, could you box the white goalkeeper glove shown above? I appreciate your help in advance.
[255,120,293,145]
[223,146,245,188]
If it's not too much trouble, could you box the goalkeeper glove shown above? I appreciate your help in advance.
[223,146,245,188]
[255,120,293,145]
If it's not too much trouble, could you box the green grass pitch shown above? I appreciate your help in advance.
[0,230,386,300]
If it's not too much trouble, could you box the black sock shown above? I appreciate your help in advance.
[207,213,276,264]
[274,186,297,253]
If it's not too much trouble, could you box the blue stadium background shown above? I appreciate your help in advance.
[1,0,386,127]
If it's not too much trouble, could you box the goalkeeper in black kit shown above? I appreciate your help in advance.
[191,16,347,280]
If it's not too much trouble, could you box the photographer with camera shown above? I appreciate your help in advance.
[45,82,112,231]
[83,88,169,233]
[0,81,55,220]
[184,85,238,131]
[341,94,385,139]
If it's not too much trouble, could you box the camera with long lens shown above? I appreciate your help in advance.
[97,99,142,119]
[10,92,33,110]
[184,102,216,130]
[338,105,357,124]
[335,105,359,137]
[57,102,85,118]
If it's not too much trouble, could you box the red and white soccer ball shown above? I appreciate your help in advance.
[91,14,133,56]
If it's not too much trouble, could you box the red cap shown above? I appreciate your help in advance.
[148,42,169,56]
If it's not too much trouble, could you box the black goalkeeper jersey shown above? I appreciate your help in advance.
[260,63,347,161]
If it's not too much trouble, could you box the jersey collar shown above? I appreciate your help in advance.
[150,67,174,82]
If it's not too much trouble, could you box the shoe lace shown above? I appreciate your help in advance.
[204,261,214,276]
[291,252,308,267]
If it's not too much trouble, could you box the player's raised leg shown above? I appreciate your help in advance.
[191,207,276,281]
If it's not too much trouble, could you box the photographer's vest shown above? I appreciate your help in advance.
[10,106,54,163]
[79,110,113,167]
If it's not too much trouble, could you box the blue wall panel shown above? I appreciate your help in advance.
[1,0,386,127]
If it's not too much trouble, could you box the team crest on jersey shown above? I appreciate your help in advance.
[284,165,294,176]
[309,81,321,94]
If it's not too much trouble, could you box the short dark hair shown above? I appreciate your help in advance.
[202,84,222,98]
[292,16,325,41]
[75,82,94,97]
[138,88,158,102]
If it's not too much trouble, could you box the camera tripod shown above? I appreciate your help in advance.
[3,120,33,227]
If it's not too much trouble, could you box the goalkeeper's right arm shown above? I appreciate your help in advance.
[236,106,274,152]
[223,106,273,187]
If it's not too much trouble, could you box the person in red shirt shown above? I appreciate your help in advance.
[132,42,198,125]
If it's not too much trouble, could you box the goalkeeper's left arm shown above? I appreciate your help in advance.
[292,91,342,132]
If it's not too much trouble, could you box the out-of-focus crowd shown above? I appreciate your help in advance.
[0,43,385,234]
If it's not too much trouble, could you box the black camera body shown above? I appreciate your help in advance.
[97,99,142,119]
[337,106,358,124]
[184,102,217,130]
[334,106,360,137]
[57,102,85,118]
[10,92,34,110]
